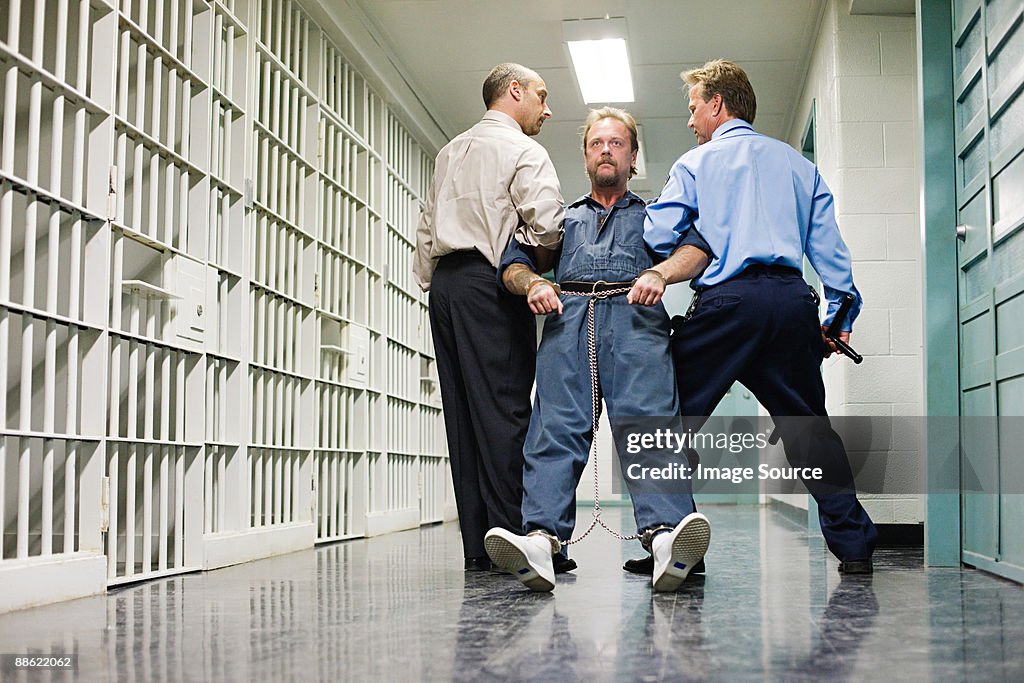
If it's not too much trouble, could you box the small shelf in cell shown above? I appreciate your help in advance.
[122,280,181,299]
[321,344,355,355]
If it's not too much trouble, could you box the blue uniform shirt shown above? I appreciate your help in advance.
[644,118,862,330]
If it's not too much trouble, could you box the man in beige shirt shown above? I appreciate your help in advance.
[414,63,564,570]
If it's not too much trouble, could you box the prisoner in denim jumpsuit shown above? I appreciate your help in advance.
[499,191,697,546]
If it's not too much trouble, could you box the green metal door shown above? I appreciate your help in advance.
[953,0,1024,582]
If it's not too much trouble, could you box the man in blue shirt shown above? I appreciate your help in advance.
[482,108,713,592]
[637,59,877,573]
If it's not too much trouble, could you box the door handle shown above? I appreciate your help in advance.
[956,224,968,241]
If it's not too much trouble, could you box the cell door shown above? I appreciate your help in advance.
[952,0,1024,581]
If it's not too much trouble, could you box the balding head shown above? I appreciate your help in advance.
[481,63,552,136]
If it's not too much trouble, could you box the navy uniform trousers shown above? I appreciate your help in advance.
[672,265,877,562]
[429,251,536,558]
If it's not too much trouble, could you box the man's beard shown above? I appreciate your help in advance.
[591,168,620,187]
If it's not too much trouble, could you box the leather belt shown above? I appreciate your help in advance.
[559,279,634,295]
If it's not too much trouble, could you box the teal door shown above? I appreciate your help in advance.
[953,0,1024,582]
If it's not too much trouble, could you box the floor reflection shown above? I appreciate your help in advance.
[0,507,1022,681]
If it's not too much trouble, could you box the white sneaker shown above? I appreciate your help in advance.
[484,528,556,592]
[652,512,711,592]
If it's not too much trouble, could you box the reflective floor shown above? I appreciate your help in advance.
[1,505,1023,681]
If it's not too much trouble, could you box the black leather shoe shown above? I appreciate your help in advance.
[465,556,493,571]
[553,555,577,574]
[623,554,706,576]
[838,559,873,575]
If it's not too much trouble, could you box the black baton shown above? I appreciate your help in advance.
[825,293,863,364]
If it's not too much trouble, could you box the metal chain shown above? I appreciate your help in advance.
[559,286,639,545]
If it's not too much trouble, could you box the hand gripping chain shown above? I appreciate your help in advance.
[559,283,639,546]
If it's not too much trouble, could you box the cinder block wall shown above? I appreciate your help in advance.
[779,0,924,524]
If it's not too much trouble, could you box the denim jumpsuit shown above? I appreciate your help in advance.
[500,191,696,545]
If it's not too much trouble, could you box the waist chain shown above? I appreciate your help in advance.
[558,280,639,545]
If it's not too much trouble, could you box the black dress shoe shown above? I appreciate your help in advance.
[553,555,577,574]
[623,554,706,576]
[838,559,873,575]
[465,556,493,571]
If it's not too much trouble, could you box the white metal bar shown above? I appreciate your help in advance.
[139,0,150,41]
[218,358,227,440]
[75,0,90,92]
[175,446,184,566]
[205,357,214,439]
[330,452,339,537]
[217,446,226,531]
[161,336,171,440]
[108,445,120,577]
[174,359,184,563]
[213,11,223,91]
[18,437,29,557]
[175,348,185,441]
[226,23,235,101]
[154,0,165,53]
[43,439,54,554]
[283,451,292,523]
[159,445,168,570]
[317,456,325,535]
[273,449,282,523]
[31,0,45,64]
[183,0,193,70]
[125,443,137,576]
[143,443,153,573]
[253,448,262,526]
[127,309,140,440]
[178,87,191,251]
[169,0,180,64]
[264,450,273,524]
[131,138,145,232]
[204,440,212,533]
[149,137,161,245]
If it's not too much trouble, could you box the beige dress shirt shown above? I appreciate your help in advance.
[413,110,564,290]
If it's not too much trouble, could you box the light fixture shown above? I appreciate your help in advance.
[563,18,635,104]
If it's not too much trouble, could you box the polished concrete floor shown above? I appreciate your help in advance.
[1,505,1023,681]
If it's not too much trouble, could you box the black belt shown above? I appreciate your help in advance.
[559,279,633,295]
[736,263,802,278]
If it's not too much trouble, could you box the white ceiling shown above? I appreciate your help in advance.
[352,0,826,201]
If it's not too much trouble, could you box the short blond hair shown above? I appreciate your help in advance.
[682,59,757,124]
[580,107,639,178]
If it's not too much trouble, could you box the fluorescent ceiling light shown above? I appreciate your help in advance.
[563,18,635,104]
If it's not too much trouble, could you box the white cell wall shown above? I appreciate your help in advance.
[775,0,925,522]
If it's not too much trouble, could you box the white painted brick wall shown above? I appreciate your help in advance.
[886,213,919,260]
[776,0,924,522]
[838,122,885,167]
[841,214,888,260]
[883,121,916,167]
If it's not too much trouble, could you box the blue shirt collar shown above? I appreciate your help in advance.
[711,118,755,141]
[569,189,645,210]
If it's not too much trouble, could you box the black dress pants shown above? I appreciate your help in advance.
[429,251,536,558]
[671,266,878,562]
